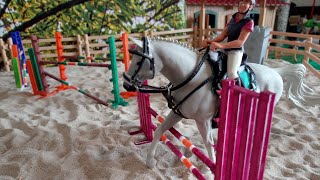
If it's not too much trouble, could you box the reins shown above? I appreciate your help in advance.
[128,40,215,118]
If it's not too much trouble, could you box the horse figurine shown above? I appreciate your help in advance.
[123,36,320,169]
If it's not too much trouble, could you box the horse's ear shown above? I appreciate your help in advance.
[129,37,143,48]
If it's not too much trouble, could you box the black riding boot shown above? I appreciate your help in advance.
[234,77,241,87]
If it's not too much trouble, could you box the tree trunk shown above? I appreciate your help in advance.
[275,0,290,34]
[274,0,290,46]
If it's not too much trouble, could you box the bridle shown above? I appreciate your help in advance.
[123,37,155,86]
[123,37,215,118]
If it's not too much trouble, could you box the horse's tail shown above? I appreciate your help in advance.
[273,63,320,109]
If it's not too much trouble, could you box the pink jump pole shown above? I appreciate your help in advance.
[215,79,275,180]
[130,81,214,179]
[149,109,216,174]
[150,123,206,180]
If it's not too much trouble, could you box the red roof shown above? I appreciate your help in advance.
[186,0,288,6]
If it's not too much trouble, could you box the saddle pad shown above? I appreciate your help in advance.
[239,70,251,89]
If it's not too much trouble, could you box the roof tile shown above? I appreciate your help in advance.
[186,0,288,6]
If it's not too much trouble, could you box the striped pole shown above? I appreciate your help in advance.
[40,61,111,68]
[132,89,211,179]
[150,124,206,180]
[149,109,216,174]
[45,72,109,106]
[134,82,215,172]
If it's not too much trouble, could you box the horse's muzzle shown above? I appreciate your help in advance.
[123,73,137,92]
[123,82,136,92]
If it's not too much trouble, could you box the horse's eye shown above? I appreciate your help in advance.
[137,61,142,66]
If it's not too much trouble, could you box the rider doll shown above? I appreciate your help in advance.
[204,0,255,84]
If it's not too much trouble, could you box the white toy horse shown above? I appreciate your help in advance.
[123,37,320,169]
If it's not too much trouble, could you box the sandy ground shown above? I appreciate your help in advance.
[0,59,319,180]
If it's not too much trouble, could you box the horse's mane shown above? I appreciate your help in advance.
[148,36,201,55]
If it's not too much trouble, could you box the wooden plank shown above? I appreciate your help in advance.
[39,44,78,51]
[267,46,304,55]
[61,45,78,49]
[269,39,305,47]
[38,38,56,43]
[150,28,193,36]
[89,43,109,48]
[305,51,320,64]
[115,41,123,46]
[39,46,57,51]
[36,52,78,59]
[271,31,320,39]
[88,34,122,40]
[129,33,143,38]
[22,39,32,44]
[303,61,320,79]
[63,52,79,56]
[306,41,320,52]
[163,35,194,40]
[60,37,78,41]
[90,50,110,55]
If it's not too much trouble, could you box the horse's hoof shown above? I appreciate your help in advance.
[146,158,156,169]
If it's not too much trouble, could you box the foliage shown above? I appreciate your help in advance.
[0,0,185,40]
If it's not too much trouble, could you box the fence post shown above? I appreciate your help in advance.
[84,34,90,62]
[7,37,13,57]
[76,35,83,57]
[193,25,198,48]
[205,26,211,39]
[0,39,10,71]
[143,31,149,37]
[303,37,312,63]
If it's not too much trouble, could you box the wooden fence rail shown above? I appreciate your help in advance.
[267,31,320,78]
[1,28,319,79]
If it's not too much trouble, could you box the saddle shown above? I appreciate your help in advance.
[208,51,257,94]
[197,48,258,128]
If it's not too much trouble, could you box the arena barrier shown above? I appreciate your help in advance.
[26,35,127,108]
[129,79,276,179]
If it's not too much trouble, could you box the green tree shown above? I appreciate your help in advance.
[0,0,184,40]
[0,0,92,40]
